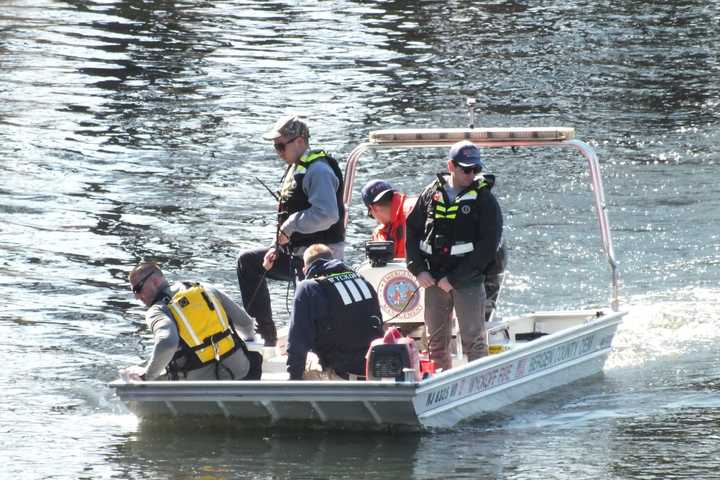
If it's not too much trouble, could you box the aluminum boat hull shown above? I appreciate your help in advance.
[111,310,624,430]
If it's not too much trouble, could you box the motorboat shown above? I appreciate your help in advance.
[110,123,626,430]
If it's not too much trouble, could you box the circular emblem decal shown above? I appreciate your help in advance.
[377,269,422,320]
[461,205,471,214]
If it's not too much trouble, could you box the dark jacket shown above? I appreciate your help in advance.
[286,258,383,380]
[405,172,503,288]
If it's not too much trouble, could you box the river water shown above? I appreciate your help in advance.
[1,0,719,478]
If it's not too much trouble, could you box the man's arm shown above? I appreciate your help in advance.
[404,190,429,277]
[281,161,339,237]
[286,280,326,380]
[142,306,180,380]
[211,285,256,340]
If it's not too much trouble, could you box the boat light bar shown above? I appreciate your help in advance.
[368,127,575,145]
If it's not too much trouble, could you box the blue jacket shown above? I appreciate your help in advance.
[286,258,383,380]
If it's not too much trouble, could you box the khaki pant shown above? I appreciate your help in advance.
[424,284,489,371]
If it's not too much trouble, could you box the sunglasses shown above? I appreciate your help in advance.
[131,270,155,294]
[273,136,299,152]
[453,162,481,175]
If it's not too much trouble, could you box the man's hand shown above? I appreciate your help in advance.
[415,271,436,288]
[437,276,453,293]
[263,247,277,271]
[120,365,146,382]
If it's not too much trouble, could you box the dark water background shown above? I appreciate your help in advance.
[1,0,719,478]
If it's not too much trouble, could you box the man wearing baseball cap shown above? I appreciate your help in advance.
[236,114,345,346]
[361,179,417,259]
[405,140,504,371]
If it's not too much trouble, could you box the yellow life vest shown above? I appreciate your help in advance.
[167,283,237,366]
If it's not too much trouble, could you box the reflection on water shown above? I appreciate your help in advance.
[102,361,720,480]
[1,0,719,478]
[110,425,425,479]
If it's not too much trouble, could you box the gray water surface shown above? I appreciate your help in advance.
[1,1,719,479]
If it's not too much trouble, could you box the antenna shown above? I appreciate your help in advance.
[466,97,477,129]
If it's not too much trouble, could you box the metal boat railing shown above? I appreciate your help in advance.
[342,127,620,311]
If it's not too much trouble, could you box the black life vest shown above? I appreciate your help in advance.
[418,174,494,275]
[314,270,384,376]
[277,150,345,248]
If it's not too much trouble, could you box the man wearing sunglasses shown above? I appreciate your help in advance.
[121,262,259,381]
[362,177,506,322]
[236,115,345,347]
[405,140,504,372]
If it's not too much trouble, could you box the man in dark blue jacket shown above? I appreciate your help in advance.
[286,244,384,380]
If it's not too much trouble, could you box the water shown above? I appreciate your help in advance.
[1,0,719,478]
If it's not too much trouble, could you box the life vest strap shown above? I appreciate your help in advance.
[189,329,233,352]
[450,242,474,255]
[418,241,474,256]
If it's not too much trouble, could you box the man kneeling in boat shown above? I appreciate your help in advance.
[121,262,260,381]
[286,244,384,380]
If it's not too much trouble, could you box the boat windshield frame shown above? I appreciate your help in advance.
[342,127,620,311]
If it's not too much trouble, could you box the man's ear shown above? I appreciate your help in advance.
[150,273,163,289]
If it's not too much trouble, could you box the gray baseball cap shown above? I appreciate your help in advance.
[262,114,310,141]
